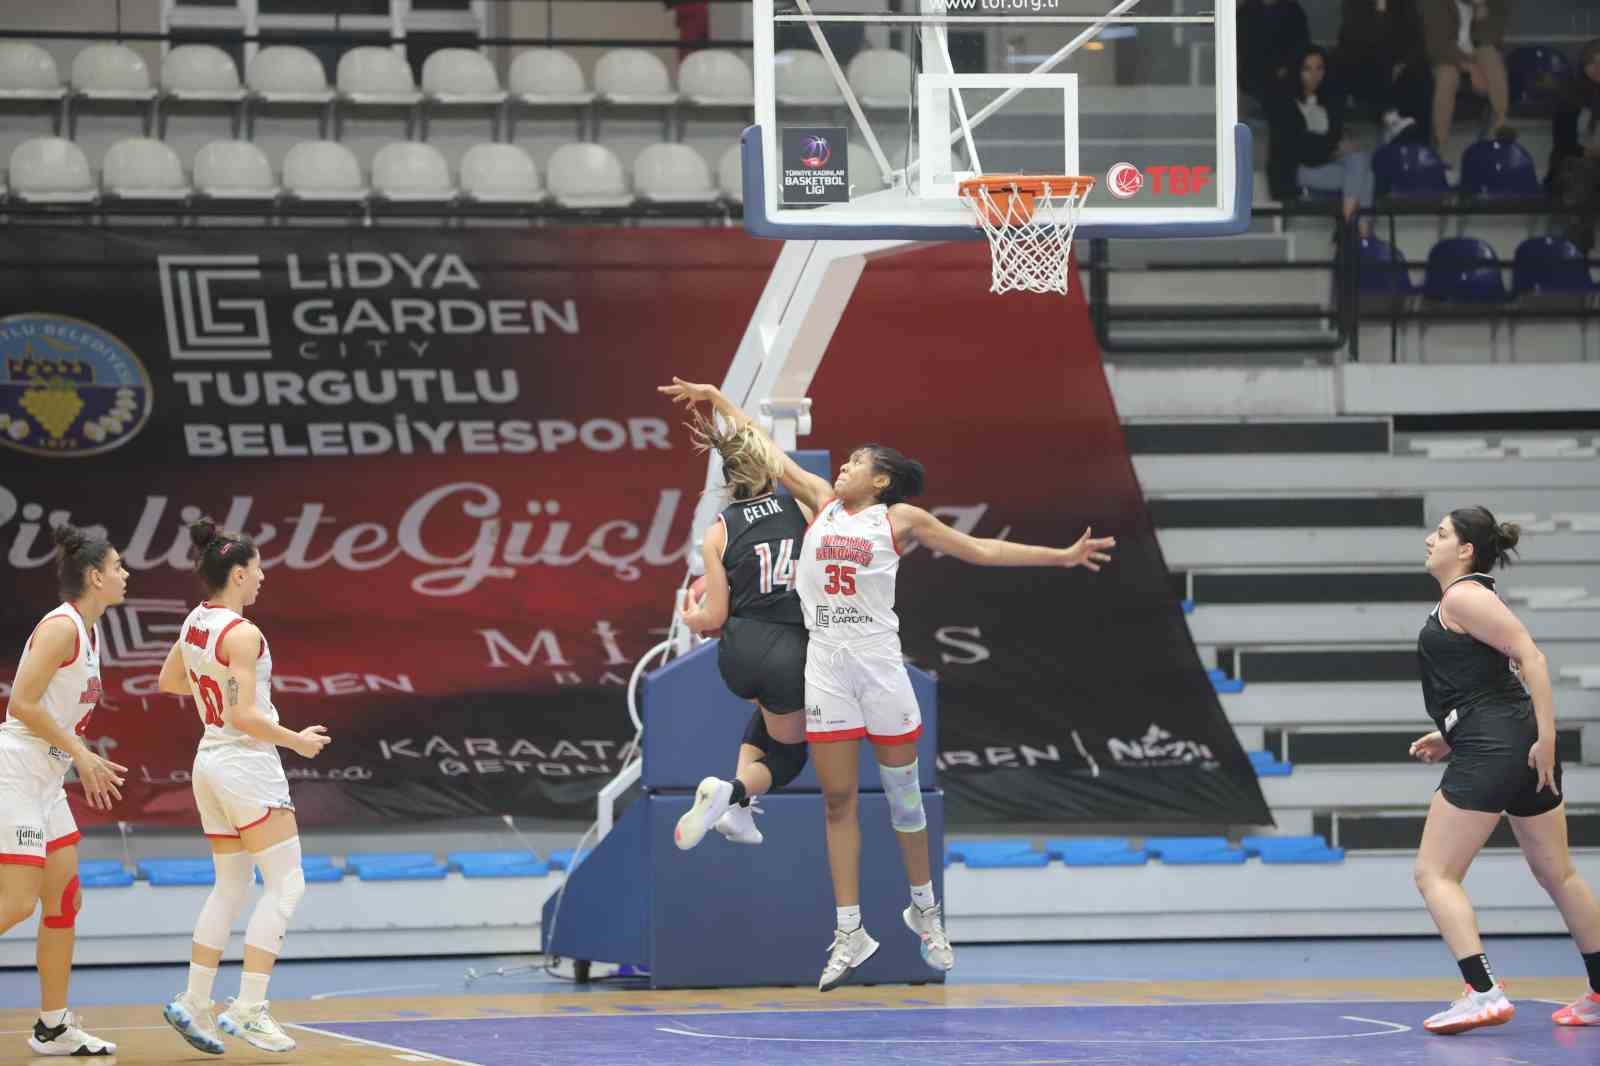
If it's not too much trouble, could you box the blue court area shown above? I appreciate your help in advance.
[302,1000,1597,1066]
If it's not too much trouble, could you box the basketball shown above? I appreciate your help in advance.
[688,575,720,637]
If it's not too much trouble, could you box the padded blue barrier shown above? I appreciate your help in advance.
[548,848,589,871]
[1242,835,1346,864]
[78,859,134,888]
[946,839,1049,868]
[447,849,541,869]
[1248,750,1294,776]
[1144,836,1248,865]
[1045,838,1149,867]
[355,862,448,882]
[255,855,344,885]
[137,858,217,886]
[449,849,550,878]
[344,851,435,875]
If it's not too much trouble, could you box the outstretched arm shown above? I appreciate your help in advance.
[889,504,1116,570]
[658,377,834,513]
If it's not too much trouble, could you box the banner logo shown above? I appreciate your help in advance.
[781,127,849,205]
[0,313,153,457]
[1107,723,1217,767]
[1106,162,1144,199]
[158,255,272,361]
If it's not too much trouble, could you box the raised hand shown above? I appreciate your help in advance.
[1062,527,1117,572]
[657,377,720,409]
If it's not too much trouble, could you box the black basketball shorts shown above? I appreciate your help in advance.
[1439,701,1564,818]
[717,616,808,714]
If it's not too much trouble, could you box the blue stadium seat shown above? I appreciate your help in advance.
[1206,667,1244,694]
[77,859,134,888]
[1459,138,1539,198]
[448,849,551,877]
[1373,142,1450,199]
[1506,45,1571,106]
[137,858,216,886]
[1248,749,1294,776]
[946,839,1049,869]
[548,847,590,871]
[1242,834,1345,863]
[1046,837,1148,866]
[1512,236,1599,297]
[1424,237,1509,303]
[1357,236,1419,295]
[1144,836,1248,864]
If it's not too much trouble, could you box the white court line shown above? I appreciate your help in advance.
[309,983,455,1000]
[656,1014,1412,1045]
[286,1022,482,1065]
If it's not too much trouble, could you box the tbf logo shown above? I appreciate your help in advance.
[1105,164,1214,199]
[158,255,271,361]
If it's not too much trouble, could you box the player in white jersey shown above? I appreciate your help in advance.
[662,378,1116,992]
[1,523,128,1056]
[156,517,330,1055]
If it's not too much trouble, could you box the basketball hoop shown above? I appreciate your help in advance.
[958,175,1095,296]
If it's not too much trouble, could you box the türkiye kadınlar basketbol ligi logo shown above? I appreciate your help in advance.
[800,134,831,168]
[0,313,154,458]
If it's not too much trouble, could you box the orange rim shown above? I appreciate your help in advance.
[958,174,1095,199]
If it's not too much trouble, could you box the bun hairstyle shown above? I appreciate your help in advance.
[685,407,783,502]
[51,522,113,600]
[188,515,259,593]
[1448,505,1521,572]
[859,444,925,506]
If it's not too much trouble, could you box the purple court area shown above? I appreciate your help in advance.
[304,1001,1600,1065]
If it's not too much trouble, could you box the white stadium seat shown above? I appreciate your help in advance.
[70,44,155,99]
[847,49,912,108]
[507,48,593,104]
[247,45,332,102]
[161,44,243,100]
[337,47,421,104]
[101,136,189,199]
[282,139,366,201]
[678,49,753,106]
[0,42,64,100]
[459,143,543,203]
[775,49,843,105]
[632,142,716,204]
[545,142,631,208]
[7,136,95,203]
[372,141,456,202]
[593,49,677,105]
[193,140,278,200]
[422,49,504,102]
[716,142,742,202]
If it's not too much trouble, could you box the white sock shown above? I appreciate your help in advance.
[910,881,936,911]
[186,963,218,1003]
[39,1008,67,1028]
[835,905,861,932]
[237,971,270,1007]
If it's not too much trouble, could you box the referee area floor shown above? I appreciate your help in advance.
[2,938,1596,1064]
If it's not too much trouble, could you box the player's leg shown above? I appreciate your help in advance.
[812,734,877,990]
[212,806,301,1053]
[1509,802,1600,1025]
[1415,789,1511,1033]
[715,705,808,845]
[30,832,115,1057]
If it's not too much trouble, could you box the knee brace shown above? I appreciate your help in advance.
[192,850,255,951]
[878,760,926,833]
[244,837,304,955]
[741,709,773,753]
[756,740,808,792]
[41,876,80,930]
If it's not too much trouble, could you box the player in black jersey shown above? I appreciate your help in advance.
[672,407,812,851]
[1410,506,1600,1033]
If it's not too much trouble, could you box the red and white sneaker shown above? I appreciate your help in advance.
[1552,991,1600,1026]
[1423,983,1515,1035]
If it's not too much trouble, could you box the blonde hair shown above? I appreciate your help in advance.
[686,408,783,501]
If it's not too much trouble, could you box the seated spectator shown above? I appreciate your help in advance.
[1418,0,1512,158]
[1239,0,1311,102]
[1549,38,1600,253]
[1334,0,1424,139]
[1267,46,1376,235]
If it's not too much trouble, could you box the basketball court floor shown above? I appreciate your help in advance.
[2,937,1595,1064]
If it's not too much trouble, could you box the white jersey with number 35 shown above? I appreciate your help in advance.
[177,602,277,752]
[796,499,902,643]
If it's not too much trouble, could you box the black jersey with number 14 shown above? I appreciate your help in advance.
[719,493,806,627]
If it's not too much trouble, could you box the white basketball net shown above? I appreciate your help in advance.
[959,179,1091,296]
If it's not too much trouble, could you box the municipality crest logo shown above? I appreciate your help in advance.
[0,314,153,458]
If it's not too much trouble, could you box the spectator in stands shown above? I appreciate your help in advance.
[663,0,710,57]
[1334,0,1426,140]
[1266,46,1376,235]
[1412,507,1600,1033]
[1549,38,1600,253]
[1238,0,1311,103]
[1417,0,1513,158]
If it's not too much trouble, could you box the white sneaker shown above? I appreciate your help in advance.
[675,776,734,851]
[818,925,880,992]
[902,902,955,972]
[163,991,225,1055]
[1423,983,1515,1035]
[28,1012,116,1056]
[714,799,764,845]
[219,999,297,1052]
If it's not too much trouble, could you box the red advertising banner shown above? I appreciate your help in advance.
[0,228,1267,827]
